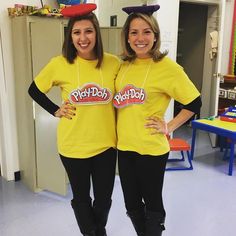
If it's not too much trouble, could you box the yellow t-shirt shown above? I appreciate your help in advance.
[115,57,200,156]
[34,53,120,158]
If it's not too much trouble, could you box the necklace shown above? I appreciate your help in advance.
[113,59,152,108]
[68,57,112,105]
[76,58,105,88]
[119,59,152,88]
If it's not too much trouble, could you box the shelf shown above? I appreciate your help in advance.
[222,78,236,84]
[219,97,236,101]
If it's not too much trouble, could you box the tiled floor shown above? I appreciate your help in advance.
[1,126,236,236]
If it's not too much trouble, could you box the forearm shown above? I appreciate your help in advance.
[167,109,194,133]
[28,81,59,116]
[167,96,202,133]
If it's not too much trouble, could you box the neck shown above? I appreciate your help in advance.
[77,52,96,61]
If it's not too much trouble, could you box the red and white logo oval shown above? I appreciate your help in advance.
[69,83,112,105]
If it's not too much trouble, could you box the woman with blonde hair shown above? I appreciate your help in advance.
[114,4,201,236]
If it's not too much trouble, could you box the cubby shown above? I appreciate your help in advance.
[218,76,236,114]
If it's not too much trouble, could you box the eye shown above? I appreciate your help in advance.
[144,30,152,34]
[72,30,80,35]
[85,29,94,34]
[129,31,137,36]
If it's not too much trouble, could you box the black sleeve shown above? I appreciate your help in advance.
[28,81,60,116]
[181,96,202,114]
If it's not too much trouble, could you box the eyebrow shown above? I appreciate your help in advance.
[129,27,152,31]
[72,27,94,31]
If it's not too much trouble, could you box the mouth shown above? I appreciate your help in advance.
[78,43,90,49]
[135,44,148,48]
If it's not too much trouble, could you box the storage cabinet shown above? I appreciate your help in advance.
[100,27,122,56]
[11,16,122,195]
[12,16,68,195]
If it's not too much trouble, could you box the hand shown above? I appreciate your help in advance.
[145,116,168,135]
[54,100,76,119]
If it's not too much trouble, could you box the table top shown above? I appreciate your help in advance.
[192,118,236,132]
[191,118,236,176]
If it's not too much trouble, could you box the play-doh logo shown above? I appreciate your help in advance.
[113,84,146,108]
[69,83,112,105]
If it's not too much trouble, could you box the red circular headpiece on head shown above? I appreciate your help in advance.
[61,3,97,17]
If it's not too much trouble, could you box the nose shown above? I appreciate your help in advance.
[137,32,144,42]
[79,32,87,41]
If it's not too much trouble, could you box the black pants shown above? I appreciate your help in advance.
[118,150,168,215]
[60,148,117,208]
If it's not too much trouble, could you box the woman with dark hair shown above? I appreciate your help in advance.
[28,4,120,236]
[114,4,201,236]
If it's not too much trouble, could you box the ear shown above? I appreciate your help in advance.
[154,39,156,42]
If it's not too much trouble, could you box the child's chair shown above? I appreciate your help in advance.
[166,136,193,171]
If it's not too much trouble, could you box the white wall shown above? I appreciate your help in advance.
[0,0,30,180]
[0,30,6,177]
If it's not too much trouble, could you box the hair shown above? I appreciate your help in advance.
[62,13,103,68]
[121,13,168,62]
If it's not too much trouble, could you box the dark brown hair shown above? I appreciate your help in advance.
[121,13,168,62]
[62,13,103,68]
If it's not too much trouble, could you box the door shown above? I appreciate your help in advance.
[30,18,68,195]
[176,2,208,121]
[208,1,226,146]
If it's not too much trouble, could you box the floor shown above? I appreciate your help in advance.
[1,126,236,236]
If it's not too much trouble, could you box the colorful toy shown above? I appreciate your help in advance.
[7,3,65,17]
[220,106,236,123]
[57,0,87,5]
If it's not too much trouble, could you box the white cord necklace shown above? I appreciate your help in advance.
[68,57,112,105]
[119,59,152,88]
[76,58,104,87]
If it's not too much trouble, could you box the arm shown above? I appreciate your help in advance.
[167,96,202,133]
[28,81,76,119]
[145,96,202,134]
[167,109,194,133]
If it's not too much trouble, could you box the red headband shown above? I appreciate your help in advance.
[61,3,97,17]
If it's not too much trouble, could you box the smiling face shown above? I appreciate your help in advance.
[128,17,156,59]
[71,19,96,60]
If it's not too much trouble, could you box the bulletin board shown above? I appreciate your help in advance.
[229,0,236,75]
